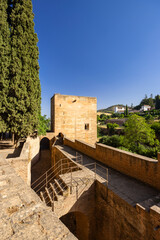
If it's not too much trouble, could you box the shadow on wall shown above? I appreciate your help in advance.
[40,137,50,150]
[60,211,89,240]
[6,141,25,158]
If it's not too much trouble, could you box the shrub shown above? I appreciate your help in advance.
[107,123,119,135]
[99,135,124,148]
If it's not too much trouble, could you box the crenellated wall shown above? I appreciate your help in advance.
[63,137,160,191]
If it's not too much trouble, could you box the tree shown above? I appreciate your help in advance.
[124,105,128,116]
[124,115,156,149]
[107,123,119,135]
[148,97,154,108]
[0,0,11,132]
[37,115,50,135]
[155,95,160,110]
[99,135,124,148]
[6,0,41,140]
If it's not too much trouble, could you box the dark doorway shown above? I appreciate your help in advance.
[40,137,50,150]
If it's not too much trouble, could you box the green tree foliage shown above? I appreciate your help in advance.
[151,122,160,139]
[6,0,41,140]
[99,135,124,148]
[37,115,50,135]
[98,114,110,124]
[97,115,100,123]
[0,0,11,132]
[100,114,108,121]
[145,114,154,123]
[124,115,156,150]
[107,123,119,135]
[97,126,102,138]
[155,95,160,110]
[124,105,128,116]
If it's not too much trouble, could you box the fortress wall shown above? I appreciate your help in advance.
[63,137,96,159]
[95,181,160,240]
[51,145,81,176]
[7,137,40,186]
[64,137,160,190]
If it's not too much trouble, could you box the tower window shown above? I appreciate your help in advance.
[85,123,89,130]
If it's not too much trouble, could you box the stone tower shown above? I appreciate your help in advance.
[51,94,97,145]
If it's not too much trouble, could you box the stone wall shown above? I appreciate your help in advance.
[95,181,160,240]
[7,137,40,186]
[51,145,80,176]
[51,94,97,145]
[63,137,160,191]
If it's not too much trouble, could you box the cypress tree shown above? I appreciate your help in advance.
[7,0,41,140]
[0,0,10,132]
[155,95,160,110]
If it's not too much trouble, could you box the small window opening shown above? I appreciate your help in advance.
[85,123,89,130]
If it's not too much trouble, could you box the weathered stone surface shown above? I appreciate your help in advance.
[51,94,97,145]
[0,154,77,240]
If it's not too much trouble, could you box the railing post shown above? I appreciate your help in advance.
[81,155,83,165]
[52,192,54,211]
[76,152,77,162]
[95,162,96,180]
[70,167,72,194]
[106,168,108,188]
[76,185,78,200]
[61,159,62,175]
[46,172,48,187]
[106,168,108,200]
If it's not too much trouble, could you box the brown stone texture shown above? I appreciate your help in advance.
[64,137,160,191]
[95,181,160,240]
[51,94,97,145]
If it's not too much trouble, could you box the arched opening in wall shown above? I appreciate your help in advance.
[31,137,51,184]
[40,137,50,150]
[60,211,89,240]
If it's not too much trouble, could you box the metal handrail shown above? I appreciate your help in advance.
[33,161,81,193]
[34,152,109,210]
[31,157,73,186]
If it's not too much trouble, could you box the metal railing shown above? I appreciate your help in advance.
[31,157,80,194]
[32,152,109,211]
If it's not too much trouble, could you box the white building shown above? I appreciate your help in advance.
[114,106,125,113]
[140,105,151,111]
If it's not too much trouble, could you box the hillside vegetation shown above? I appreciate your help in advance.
[98,104,125,112]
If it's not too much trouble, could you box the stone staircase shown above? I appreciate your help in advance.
[31,157,84,212]
[32,154,108,216]
[39,176,69,208]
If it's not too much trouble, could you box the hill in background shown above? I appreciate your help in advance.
[98,104,125,113]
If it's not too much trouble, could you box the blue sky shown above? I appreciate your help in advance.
[32,0,160,117]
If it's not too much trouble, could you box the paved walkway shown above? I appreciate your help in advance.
[58,145,160,209]
[0,148,77,240]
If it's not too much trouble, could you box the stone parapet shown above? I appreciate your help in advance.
[64,137,160,191]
